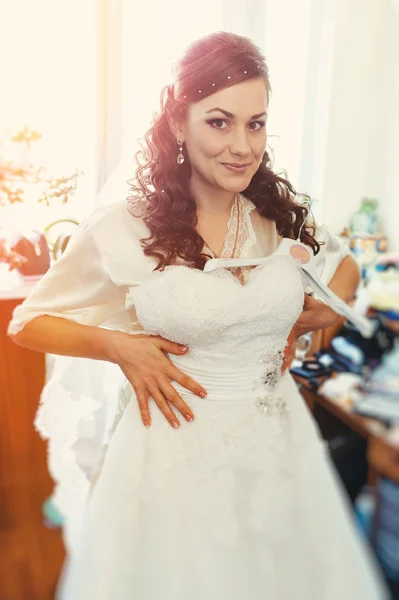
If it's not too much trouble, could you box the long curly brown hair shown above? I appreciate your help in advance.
[128,31,319,271]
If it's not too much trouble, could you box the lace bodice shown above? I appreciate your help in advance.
[126,254,304,377]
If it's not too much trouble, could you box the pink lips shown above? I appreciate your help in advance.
[222,163,251,173]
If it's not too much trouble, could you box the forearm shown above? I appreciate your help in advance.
[327,255,360,302]
[9,315,123,363]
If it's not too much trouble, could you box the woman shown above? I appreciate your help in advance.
[9,32,386,599]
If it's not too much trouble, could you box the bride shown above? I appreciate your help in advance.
[9,31,387,599]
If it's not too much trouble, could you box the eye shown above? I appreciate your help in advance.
[206,119,229,130]
[249,121,266,131]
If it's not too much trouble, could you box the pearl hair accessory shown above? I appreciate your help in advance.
[181,67,264,99]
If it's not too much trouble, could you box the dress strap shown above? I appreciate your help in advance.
[204,238,375,339]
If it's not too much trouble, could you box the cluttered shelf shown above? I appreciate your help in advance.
[299,201,399,442]
[291,222,399,593]
[292,289,399,481]
[292,339,399,593]
[295,373,399,481]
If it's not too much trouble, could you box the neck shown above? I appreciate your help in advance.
[189,175,236,216]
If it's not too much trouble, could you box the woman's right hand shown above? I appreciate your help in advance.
[106,332,207,429]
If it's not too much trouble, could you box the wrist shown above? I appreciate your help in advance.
[291,324,305,339]
[89,327,125,363]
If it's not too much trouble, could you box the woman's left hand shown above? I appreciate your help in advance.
[281,294,340,373]
[282,254,361,373]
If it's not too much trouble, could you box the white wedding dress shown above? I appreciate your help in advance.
[8,191,387,599]
[58,258,385,599]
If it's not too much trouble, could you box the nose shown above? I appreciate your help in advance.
[229,127,251,157]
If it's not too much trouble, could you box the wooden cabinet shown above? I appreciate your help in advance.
[0,296,64,600]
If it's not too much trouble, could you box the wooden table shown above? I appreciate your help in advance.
[296,376,399,483]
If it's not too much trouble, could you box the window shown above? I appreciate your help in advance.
[0,0,98,222]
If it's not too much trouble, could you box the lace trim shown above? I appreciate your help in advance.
[203,194,256,259]
[220,194,240,258]
[203,194,257,285]
[238,193,257,255]
[231,194,257,284]
[33,358,124,551]
[34,382,98,520]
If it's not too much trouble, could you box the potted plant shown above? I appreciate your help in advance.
[0,126,81,278]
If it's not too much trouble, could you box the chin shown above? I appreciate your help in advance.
[219,176,253,194]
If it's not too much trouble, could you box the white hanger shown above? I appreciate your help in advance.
[204,201,376,339]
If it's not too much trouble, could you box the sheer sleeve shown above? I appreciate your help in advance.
[8,219,127,336]
[314,222,353,285]
[7,203,148,552]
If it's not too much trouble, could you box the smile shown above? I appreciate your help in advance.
[222,163,251,174]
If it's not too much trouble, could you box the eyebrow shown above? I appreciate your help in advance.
[205,108,267,119]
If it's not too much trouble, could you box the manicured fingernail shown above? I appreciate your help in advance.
[200,391,207,399]
[185,414,193,422]
[181,346,188,352]
[144,421,151,428]
[172,421,180,428]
